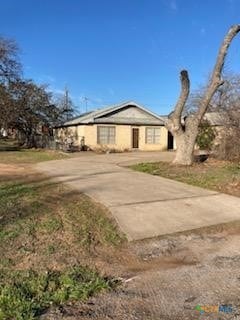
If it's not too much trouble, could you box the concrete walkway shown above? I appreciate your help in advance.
[36,151,240,240]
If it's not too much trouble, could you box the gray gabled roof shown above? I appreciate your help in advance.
[160,112,227,126]
[62,101,165,126]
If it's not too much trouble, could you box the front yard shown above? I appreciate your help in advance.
[0,149,69,164]
[131,158,240,197]
[1,149,240,319]
[0,137,70,164]
[0,150,124,319]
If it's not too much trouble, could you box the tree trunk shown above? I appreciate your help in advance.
[173,133,196,165]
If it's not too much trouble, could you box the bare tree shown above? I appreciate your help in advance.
[0,36,22,132]
[53,89,76,123]
[8,80,53,147]
[166,25,240,165]
[208,73,240,160]
[0,36,21,84]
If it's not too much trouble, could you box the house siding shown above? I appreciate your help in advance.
[55,124,169,151]
[83,124,168,151]
[139,126,168,151]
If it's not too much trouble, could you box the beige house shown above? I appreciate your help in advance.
[55,101,175,151]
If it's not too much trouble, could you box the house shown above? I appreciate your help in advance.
[54,101,175,151]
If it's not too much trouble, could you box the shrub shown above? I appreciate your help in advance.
[196,121,216,150]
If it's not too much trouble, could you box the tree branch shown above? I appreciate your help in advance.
[167,70,190,133]
[196,24,240,121]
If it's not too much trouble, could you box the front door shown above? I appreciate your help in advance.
[132,128,139,149]
[168,131,174,150]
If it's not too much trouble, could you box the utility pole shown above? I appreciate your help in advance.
[64,86,70,120]
[83,97,89,112]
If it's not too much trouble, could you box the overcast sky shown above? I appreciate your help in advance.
[1,0,240,114]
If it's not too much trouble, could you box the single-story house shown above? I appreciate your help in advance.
[54,101,175,151]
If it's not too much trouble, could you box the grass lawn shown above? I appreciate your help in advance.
[131,158,240,197]
[0,151,124,319]
[0,149,69,164]
[0,138,70,164]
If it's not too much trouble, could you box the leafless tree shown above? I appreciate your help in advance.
[8,80,53,147]
[0,36,22,131]
[53,89,76,123]
[0,36,75,147]
[211,73,240,160]
[0,36,21,83]
[165,25,240,165]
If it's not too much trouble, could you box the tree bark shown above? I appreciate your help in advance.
[173,135,195,165]
[166,25,240,165]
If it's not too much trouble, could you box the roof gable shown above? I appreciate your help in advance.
[99,105,155,119]
[63,101,165,126]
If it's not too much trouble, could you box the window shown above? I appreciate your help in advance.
[146,127,161,144]
[97,126,116,144]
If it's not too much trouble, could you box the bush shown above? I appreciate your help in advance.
[196,121,216,150]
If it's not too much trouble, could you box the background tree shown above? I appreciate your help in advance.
[8,80,54,147]
[53,88,76,123]
[0,36,21,83]
[0,35,77,147]
[7,81,77,147]
[0,36,22,132]
[165,25,240,165]
[186,72,240,113]
[187,72,240,159]
[211,73,240,160]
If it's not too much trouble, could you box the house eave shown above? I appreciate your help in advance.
[54,121,165,128]
[93,118,164,125]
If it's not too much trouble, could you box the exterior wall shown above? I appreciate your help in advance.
[139,126,168,151]
[76,126,85,145]
[82,124,168,151]
[83,124,132,150]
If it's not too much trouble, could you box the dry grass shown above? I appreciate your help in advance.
[0,149,69,164]
[131,158,240,197]
[0,138,70,163]
[0,172,125,271]
[0,152,126,319]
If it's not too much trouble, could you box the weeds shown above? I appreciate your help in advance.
[40,217,63,233]
[0,267,112,320]
[66,199,124,250]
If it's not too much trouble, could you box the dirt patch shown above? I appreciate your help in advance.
[0,163,25,174]
[37,216,240,319]
[40,228,240,320]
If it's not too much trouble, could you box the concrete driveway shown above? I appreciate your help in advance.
[36,151,240,240]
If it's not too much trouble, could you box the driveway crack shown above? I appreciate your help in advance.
[109,193,220,207]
